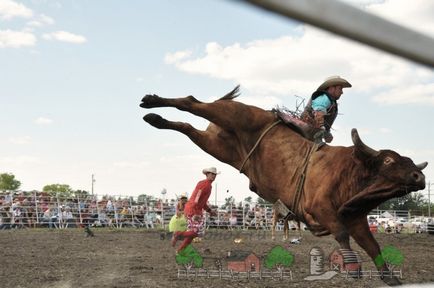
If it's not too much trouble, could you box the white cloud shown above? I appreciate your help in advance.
[27,14,54,27]
[0,155,39,166]
[367,0,434,36]
[374,83,434,105]
[164,31,364,97]
[112,161,150,169]
[0,0,33,20]
[378,127,392,134]
[165,50,192,64]
[43,30,86,44]
[34,116,53,125]
[0,29,36,47]
[8,136,31,145]
[165,0,434,107]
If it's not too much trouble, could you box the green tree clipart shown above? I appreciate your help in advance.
[374,245,404,270]
[175,244,203,270]
[264,245,294,271]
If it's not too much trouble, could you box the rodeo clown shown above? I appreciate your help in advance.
[171,167,219,254]
[168,192,188,233]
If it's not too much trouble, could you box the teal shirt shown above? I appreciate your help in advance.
[311,94,331,112]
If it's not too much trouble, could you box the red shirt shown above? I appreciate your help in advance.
[184,179,212,217]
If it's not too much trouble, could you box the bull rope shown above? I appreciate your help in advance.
[239,119,282,173]
[282,142,320,242]
[291,142,320,214]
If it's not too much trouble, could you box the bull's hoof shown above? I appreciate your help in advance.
[143,113,169,129]
[140,94,162,108]
[382,276,402,286]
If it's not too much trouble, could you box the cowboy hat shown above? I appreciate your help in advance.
[180,192,188,199]
[202,167,220,175]
[317,75,352,91]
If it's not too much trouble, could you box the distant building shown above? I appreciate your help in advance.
[226,250,260,272]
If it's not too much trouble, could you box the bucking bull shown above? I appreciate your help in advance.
[140,86,427,285]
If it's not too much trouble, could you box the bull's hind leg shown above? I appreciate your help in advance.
[140,88,272,131]
[143,113,239,165]
[143,113,171,129]
[140,94,200,110]
[141,91,214,115]
[141,93,236,129]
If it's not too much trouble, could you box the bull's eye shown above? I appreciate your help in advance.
[384,156,395,165]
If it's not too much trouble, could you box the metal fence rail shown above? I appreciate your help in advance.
[0,192,432,233]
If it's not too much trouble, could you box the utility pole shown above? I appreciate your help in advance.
[214,182,218,206]
[429,181,431,218]
[91,174,95,195]
[161,188,167,229]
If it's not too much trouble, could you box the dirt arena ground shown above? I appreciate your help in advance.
[0,228,433,288]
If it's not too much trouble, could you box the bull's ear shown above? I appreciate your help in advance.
[351,128,380,157]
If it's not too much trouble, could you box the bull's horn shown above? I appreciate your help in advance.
[351,128,380,157]
[416,161,428,170]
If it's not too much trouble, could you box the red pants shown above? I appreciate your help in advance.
[173,230,198,253]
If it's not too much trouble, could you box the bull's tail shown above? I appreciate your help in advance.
[219,85,240,101]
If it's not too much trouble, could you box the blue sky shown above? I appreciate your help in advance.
[1,0,434,203]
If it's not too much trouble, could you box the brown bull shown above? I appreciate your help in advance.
[140,86,427,284]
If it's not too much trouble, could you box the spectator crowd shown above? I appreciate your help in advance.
[0,191,431,233]
[0,191,281,231]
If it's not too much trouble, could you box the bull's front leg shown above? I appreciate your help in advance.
[305,203,350,247]
[347,219,401,286]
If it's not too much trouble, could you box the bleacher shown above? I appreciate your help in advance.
[0,191,432,233]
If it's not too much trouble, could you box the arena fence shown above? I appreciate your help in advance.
[0,191,433,233]
[177,268,293,280]
[343,269,402,279]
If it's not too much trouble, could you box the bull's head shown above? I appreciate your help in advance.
[339,129,427,219]
[352,128,426,192]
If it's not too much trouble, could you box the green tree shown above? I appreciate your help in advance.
[378,192,427,212]
[422,202,434,216]
[0,173,21,191]
[256,197,270,205]
[175,244,203,270]
[264,245,294,271]
[74,190,90,199]
[138,194,155,205]
[221,196,235,210]
[43,184,73,198]
[244,196,252,204]
[137,194,147,204]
